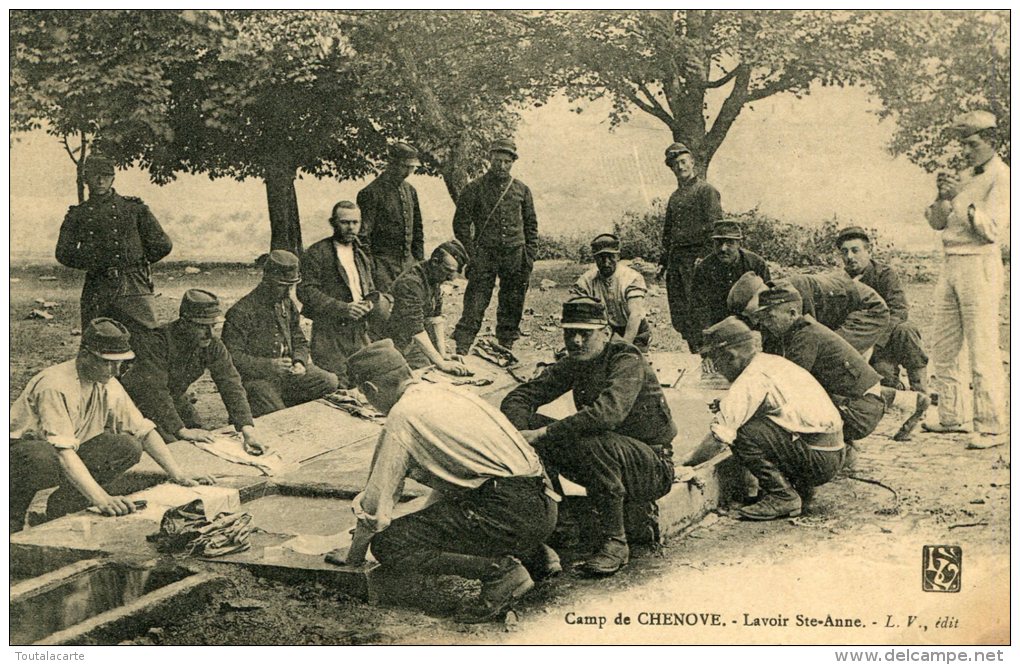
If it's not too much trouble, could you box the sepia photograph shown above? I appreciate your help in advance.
[7,7,1012,654]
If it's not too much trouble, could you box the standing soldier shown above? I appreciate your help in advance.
[56,154,173,331]
[453,139,539,354]
[659,143,722,350]
[357,142,424,291]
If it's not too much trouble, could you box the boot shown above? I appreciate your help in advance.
[893,392,931,441]
[522,543,562,582]
[581,536,629,576]
[456,556,535,624]
[738,492,802,520]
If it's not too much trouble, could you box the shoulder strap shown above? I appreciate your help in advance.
[473,178,515,241]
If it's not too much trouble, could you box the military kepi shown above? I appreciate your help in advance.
[347,339,410,386]
[835,225,870,246]
[952,110,996,138]
[82,154,116,177]
[180,289,225,324]
[699,316,756,355]
[664,142,690,164]
[437,239,469,270]
[712,220,743,240]
[591,233,621,255]
[561,296,608,330]
[82,317,135,360]
[389,142,421,167]
[489,138,518,159]
[262,250,301,285]
[757,282,802,311]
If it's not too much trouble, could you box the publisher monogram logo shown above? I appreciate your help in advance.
[922,545,962,592]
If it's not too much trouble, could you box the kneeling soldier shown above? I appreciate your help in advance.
[501,297,676,576]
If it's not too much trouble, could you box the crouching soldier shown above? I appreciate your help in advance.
[10,318,213,532]
[121,290,269,455]
[698,317,845,520]
[223,250,339,417]
[326,340,558,623]
[500,297,676,576]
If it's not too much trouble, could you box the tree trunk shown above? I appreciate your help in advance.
[264,162,303,256]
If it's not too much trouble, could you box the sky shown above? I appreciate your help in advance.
[9,85,943,263]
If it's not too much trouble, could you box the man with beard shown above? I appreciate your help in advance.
[357,143,425,291]
[121,290,269,455]
[690,220,771,345]
[501,297,676,576]
[570,233,651,351]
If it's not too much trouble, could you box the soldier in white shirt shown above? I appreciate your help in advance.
[570,233,651,351]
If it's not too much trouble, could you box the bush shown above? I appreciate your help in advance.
[534,233,587,261]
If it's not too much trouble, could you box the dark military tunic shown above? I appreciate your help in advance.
[121,320,253,440]
[852,261,928,379]
[357,175,424,291]
[385,260,444,365]
[786,272,890,354]
[691,248,771,343]
[55,189,172,329]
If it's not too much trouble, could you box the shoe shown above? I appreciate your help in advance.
[842,442,859,471]
[580,537,629,576]
[523,544,562,582]
[966,432,1007,450]
[738,493,802,520]
[456,557,534,623]
[921,421,972,434]
[894,393,931,441]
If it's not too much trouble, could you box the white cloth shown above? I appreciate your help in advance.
[334,240,364,301]
[571,264,647,329]
[710,353,842,446]
[925,155,1009,255]
[10,360,156,450]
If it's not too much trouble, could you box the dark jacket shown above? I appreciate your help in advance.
[356,175,424,261]
[853,260,909,325]
[121,320,253,434]
[56,189,172,272]
[453,172,538,259]
[661,178,722,265]
[692,248,771,334]
[787,272,890,353]
[297,236,375,323]
[501,339,677,448]
[222,284,311,381]
[764,315,882,399]
[385,260,443,351]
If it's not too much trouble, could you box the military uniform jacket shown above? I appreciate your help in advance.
[661,178,722,264]
[692,248,771,334]
[297,237,375,323]
[356,175,424,261]
[222,285,311,381]
[501,339,677,448]
[788,272,890,353]
[452,172,538,258]
[764,315,881,399]
[121,321,254,435]
[385,261,443,351]
[852,261,909,325]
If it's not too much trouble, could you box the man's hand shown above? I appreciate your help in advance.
[937,173,961,200]
[171,474,216,487]
[241,427,270,456]
[348,301,374,321]
[271,357,294,375]
[176,427,216,443]
[289,360,307,376]
[700,357,716,375]
[520,427,547,445]
[438,359,474,377]
[94,494,137,517]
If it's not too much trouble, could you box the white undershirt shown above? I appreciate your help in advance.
[334,241,363,301]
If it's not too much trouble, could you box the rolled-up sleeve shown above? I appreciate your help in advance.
[352,430,411,533]
[32,389,82,449]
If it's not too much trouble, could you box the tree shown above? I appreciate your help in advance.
[865,10,1010,172]
[536,10,894,175]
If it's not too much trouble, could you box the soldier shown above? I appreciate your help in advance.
[327,340,558,623]
[570,233,651,352]
[384,239,472,375]
[690,220,771,343]
[698,317,845,520]
[728,270,890,356]
[836,226,929,396]
[120,290,269,455]
[923,110,1009,449]
[356,142,424,291]
[223,251,339,417]
[452,139,539,354]
[501,297,676,576]
[659,142,723,349]
[298,201,377,387]
[56,154,173,331]
[10,318,212,532]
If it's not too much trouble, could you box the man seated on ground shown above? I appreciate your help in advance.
[500,297,676,577]
[755,284,928,444]
[697,317,845,520]
[384,239,472,375]
[836,226,929,396]
[690,220,771,342]
[325,340,558,624]
[298,201,378,388]
[10,318,213,533]
[223,250,339,417]
[728,269,889,356]
[569,233,651,352]
[121,289,269,455]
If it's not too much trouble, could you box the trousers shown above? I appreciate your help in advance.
[931,254,1007,433]
[665,245,712,350]
[310,320,370,389]
[9,433,143,531]
[454,245,532,348]
[871,321,928,387]
[243,365,339,418]
[834,392,886,443]
[731,417,844,498]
